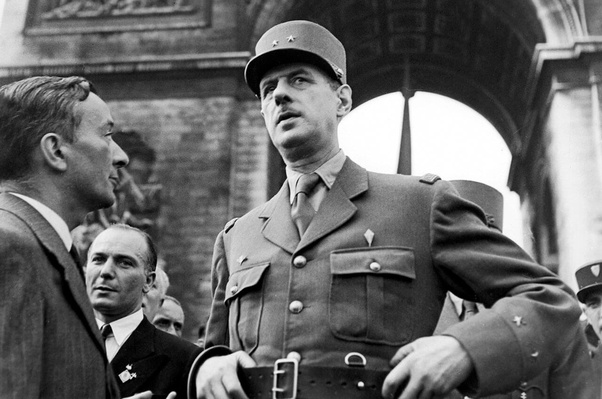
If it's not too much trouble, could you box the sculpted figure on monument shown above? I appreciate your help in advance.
[42,0,194,20]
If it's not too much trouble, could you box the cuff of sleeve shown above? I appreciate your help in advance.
[187,345,233,399]
[442,311,523,397]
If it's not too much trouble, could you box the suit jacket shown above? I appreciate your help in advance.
[0,192,119,399]
[204,158,596,398]
[111,317,202,398]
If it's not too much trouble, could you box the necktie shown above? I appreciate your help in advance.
[462,300,478,320]
[291,173,321,238]
[69,245,81,267]
[69,245,85,281]
[100,324,113,341]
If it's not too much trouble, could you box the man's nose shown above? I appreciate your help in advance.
[112,141,129,169]
[273,81,291,106]
[99,259,116,278]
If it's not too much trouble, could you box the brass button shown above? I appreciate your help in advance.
[230,285,238,295]
[293,255,307,268]
[369,261,381,272]
[289,300,304,314]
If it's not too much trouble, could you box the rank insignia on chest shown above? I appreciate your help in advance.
[118,365,137,383]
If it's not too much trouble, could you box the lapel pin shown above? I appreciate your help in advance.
[364,229,374,247]
[237,255,247,265]
[118,369,136,383]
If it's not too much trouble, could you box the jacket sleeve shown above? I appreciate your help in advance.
[0,231,44,398]
[429,180,591,397]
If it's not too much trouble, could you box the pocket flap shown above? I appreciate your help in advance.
[225,262,270,302]
[330,247,415,279]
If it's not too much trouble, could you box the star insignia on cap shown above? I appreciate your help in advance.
[513,316,523,326]
[286,35,296,42]
[272,40,279,47]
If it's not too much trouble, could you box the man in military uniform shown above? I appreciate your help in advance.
[191,20,595,398]
[576,261,602,398]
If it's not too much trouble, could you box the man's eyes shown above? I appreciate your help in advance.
[261,85,275,98]
[155,320,170,327]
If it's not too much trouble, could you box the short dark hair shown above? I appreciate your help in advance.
[105,223,158,272]
[0,75,96,180]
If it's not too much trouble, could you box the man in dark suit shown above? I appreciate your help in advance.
[86,223,202,399]
[0,76,128,398]
[191,20,596,399]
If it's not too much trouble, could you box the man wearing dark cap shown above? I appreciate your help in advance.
[191,20,595,399]
[576,261,602,397]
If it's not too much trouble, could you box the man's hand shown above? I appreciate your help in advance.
[382,336,474,399]
[196,351,256,399]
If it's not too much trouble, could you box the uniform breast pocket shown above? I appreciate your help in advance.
[224,262,270,354]
[329,247,416,346]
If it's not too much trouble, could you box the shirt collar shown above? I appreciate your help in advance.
[286,149,346,204]
[10,192,72,250]
[96,309,144,347]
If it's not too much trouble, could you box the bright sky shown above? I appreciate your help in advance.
[339,91,524,246]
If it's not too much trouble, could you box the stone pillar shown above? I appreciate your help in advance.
[536,42,602,286]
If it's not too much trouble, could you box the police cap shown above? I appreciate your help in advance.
[575,260,602,303]
[244,20,346,96]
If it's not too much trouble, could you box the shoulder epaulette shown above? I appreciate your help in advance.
[224,217,239,233]
[419,173,441,185]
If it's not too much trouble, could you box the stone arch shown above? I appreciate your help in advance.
[244,0,559,160]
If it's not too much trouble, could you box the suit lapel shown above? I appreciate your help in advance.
[258,159,369,253]
[298,159,368,250]
[0,193,105,354]
[111,318,169,396]
[259,182,299,254]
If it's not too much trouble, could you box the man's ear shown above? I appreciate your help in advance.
[39,133,68,172]
[336,84,353,118]
[142,271,156,294]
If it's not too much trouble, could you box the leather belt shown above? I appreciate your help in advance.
[238,360,388,399]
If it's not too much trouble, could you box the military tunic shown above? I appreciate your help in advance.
[204,158,594,397]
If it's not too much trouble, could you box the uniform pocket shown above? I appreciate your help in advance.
[225,262,270,354]
[329,247,416,345]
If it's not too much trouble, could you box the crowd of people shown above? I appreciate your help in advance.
[0,19,600,399]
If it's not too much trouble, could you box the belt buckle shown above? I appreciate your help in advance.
[272,358,298,399]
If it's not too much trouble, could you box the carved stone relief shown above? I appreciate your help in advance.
[42,0,195,20]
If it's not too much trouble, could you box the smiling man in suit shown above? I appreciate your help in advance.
[86,223,202,399]
[0,75,129,398]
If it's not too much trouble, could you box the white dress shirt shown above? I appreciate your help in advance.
[96,309,144,362]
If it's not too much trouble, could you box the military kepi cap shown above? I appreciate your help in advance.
[245,20,346,96]
[450,180,504,232]
[575,260,602,303]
